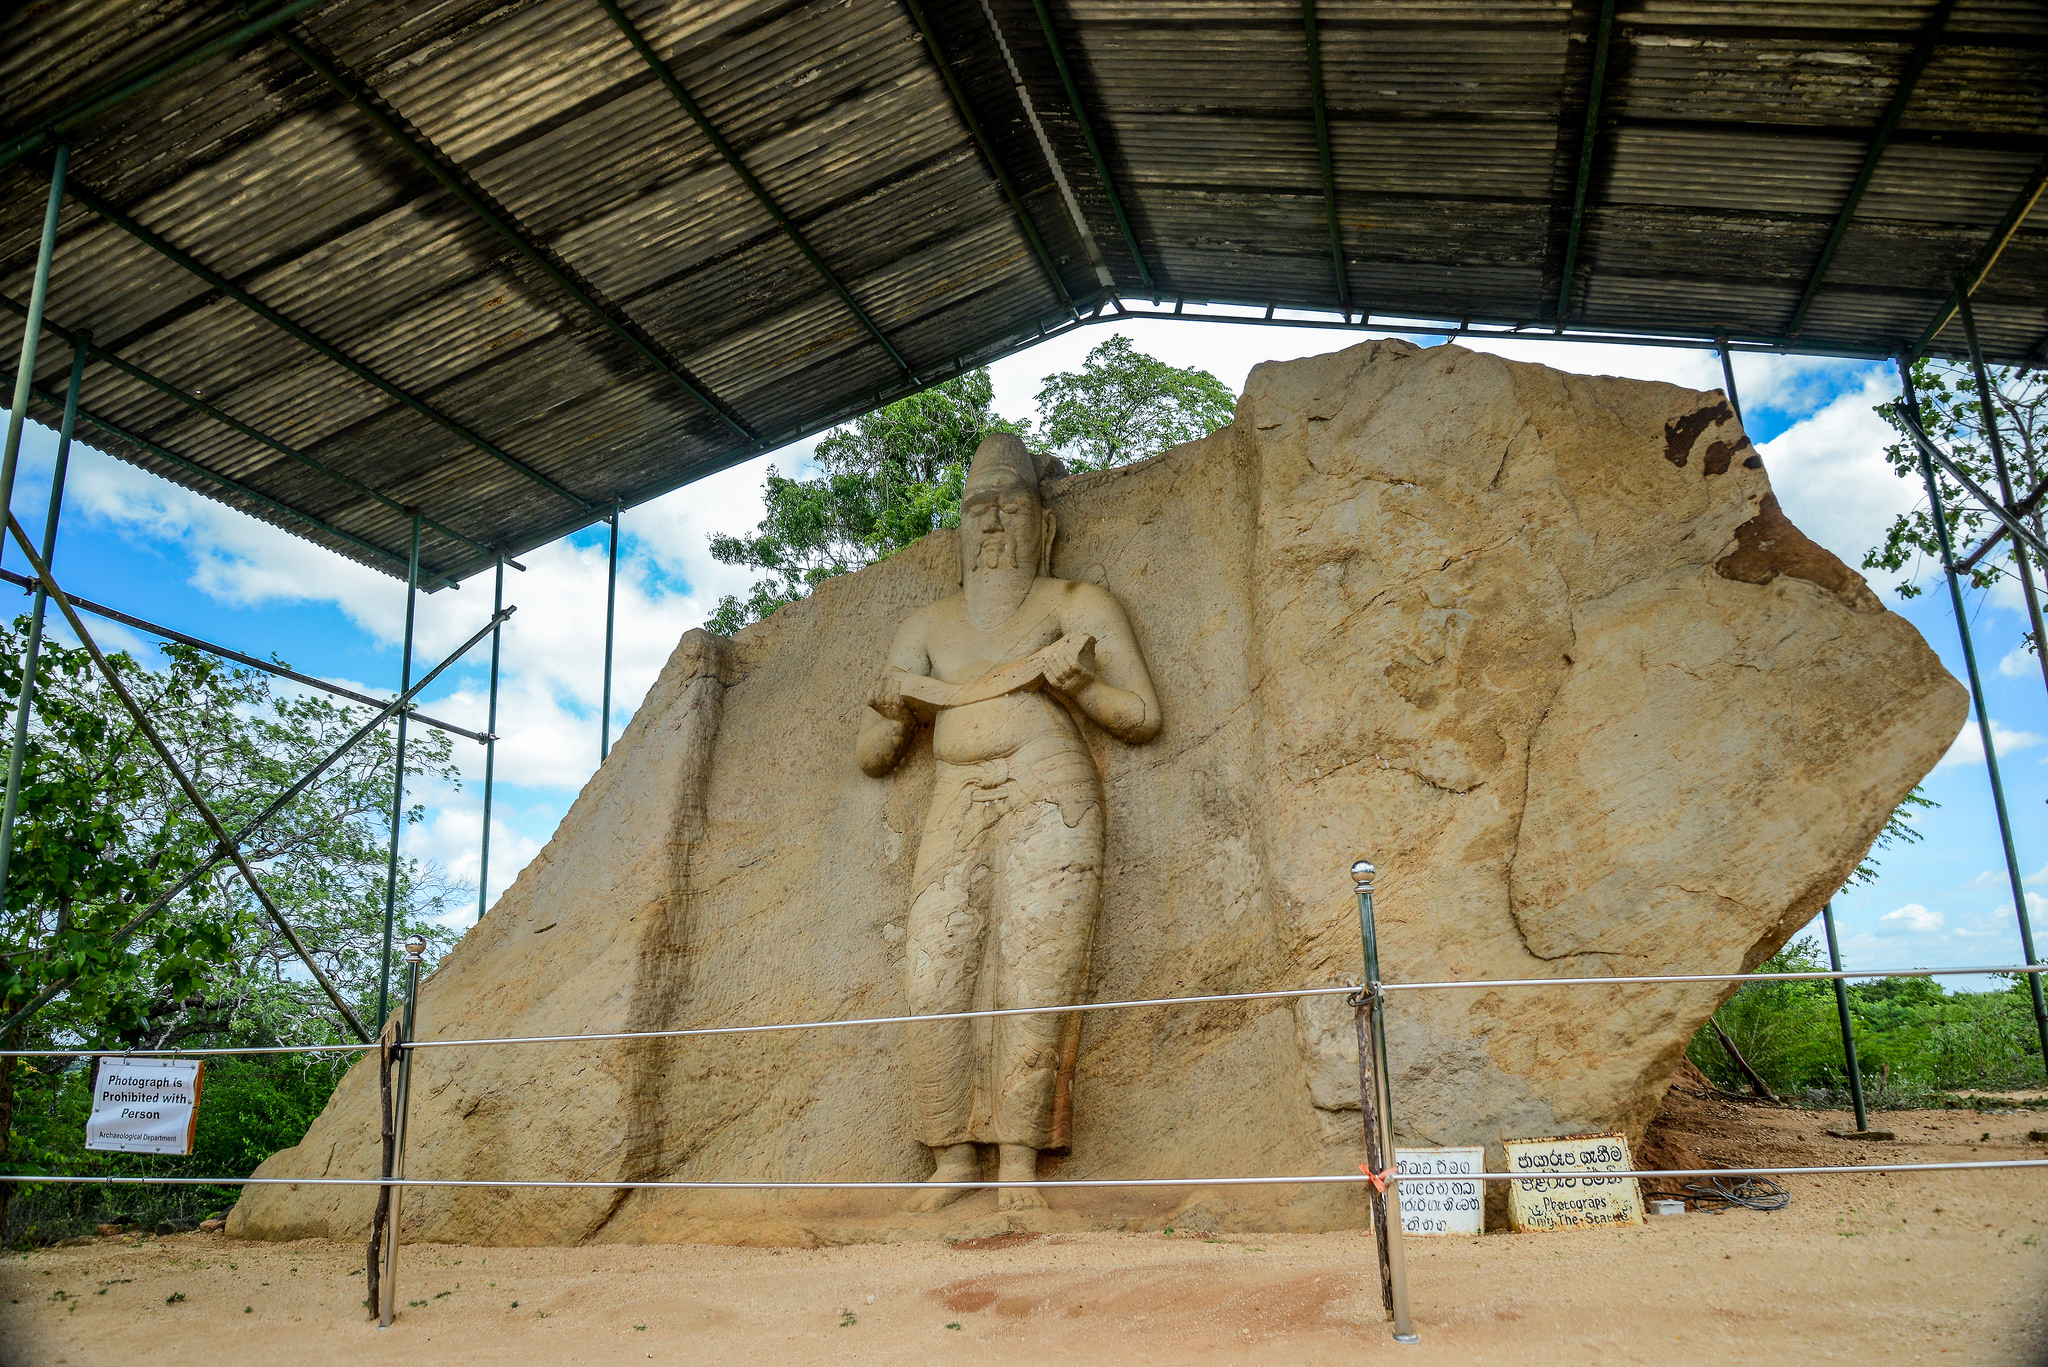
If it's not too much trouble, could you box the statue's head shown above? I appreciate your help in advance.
[957,433,1061,585]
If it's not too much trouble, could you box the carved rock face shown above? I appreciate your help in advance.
[231,340,1964,1246]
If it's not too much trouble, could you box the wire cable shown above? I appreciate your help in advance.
[1643,1174,1792,1212]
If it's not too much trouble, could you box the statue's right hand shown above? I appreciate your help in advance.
[868,675,913,723]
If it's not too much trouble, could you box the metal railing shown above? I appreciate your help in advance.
[4,864,2044,1342]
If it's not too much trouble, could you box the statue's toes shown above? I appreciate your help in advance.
[902,1184,968,1214]
[997,1187,1049,1212]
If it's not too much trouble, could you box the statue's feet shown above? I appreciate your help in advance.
[903,1144,979,1213]
[996,1143,1047,1213]
[997,1186,1048,1213]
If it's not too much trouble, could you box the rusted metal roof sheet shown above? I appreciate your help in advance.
[2,0,2042,584]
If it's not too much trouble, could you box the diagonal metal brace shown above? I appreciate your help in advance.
[1958,471,2048,573]
[1892,401,2048,566]
[0,601,510,1043]
[2,519,506,1044]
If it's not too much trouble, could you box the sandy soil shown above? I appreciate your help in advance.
[1,1100,2042,1367]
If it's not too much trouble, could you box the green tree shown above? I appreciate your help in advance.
[1033,334,1236,471]
[705,370,1023,633]
[704,340,1239,634]
[0,624,463,1243]
[1866,359,2047,659]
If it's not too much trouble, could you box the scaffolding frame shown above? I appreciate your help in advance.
[0,2,2043,1339]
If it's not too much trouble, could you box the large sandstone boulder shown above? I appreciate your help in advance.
[231,340,1964,1245]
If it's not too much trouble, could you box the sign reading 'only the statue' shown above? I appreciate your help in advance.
[1503,1133,1644,1232]
[858,434,1161,1212]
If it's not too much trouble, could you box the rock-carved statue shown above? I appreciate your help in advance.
[858,433,1161,1211]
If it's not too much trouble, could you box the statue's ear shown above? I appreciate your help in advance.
[1040,511,1057,577]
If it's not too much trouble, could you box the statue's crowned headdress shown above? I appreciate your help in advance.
[962,432,1063,500]
[958,434,1063,582]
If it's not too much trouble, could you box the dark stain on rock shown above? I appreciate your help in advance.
[1743,454,1763,470]
[1716,495,1880,613]
[1702,436,1752,476]
[584,633,733,1240]
[1663,400,1733,468]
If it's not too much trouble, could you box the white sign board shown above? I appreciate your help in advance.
[1394,1146,1484,1236]
[1503,1132,1643,1232]
[85,1058,204,1156]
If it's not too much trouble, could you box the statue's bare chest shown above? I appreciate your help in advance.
[923,588,1066,683]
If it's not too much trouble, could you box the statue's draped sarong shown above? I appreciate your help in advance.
[904,733,1102,1148]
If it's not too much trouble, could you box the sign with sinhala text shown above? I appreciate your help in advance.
[1395,1146,1484,1236]
[85,1057,205,1156]
[1503,1132,1644,1233]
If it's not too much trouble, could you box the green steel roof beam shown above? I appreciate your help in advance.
[1786,0,1955,338]
[433,288,1111,583]
[1911,150,2048,359]
[0,0,335,172]
[899,0,1077,315]
[1554,0,1616,326]
[275,30,758,447]
[58,177,597,514]
[1302,0,1350,320]
[597,0,916,382]
[0,363,459,589]
[0,294,494,561]
[1026,0,1155,294]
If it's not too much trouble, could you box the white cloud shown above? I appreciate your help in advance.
[1880,903,1946,934]
[1938,717,2045,769]
[1997,644,2042,679]
[67,445,395,620]
[1753,369,1919,575]
[403,775,545,922]
[626,449,788,604]
[48,435,796,901]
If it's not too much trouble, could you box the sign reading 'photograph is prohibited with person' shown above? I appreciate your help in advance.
[85,1057,205,1156]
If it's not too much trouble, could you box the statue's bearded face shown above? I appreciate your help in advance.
[959,482,1046,579]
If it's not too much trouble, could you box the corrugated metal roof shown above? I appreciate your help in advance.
[2,0,2043,584]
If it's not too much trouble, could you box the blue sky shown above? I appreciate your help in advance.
[6,316,2042,983]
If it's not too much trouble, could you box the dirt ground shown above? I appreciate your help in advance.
[1,1096,2043,1367]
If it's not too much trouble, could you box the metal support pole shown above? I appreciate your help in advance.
[1820,901,1869,1133]
[1,144,67,565]
[0,568,485,741]
[2,515,371,1041]
[0,337,84,901]
[1351,860,1418,1345]
[601,498,619,761]
[1956,287,2048,702]
[378,514,422,1029]
[378,935,426,1329]
[478,552,503,920]
[1302,0,1349,321]
[1899,358,2048,1074]
[1554,0,1614,325]
[0,603,508,1043]
[1717,336,1744,428]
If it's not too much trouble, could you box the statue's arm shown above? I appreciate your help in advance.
[1054,584,1161,744]
[858,618,929,777]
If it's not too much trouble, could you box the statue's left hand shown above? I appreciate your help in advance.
[1041,634,1097,698]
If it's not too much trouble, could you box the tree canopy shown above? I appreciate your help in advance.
[705,371,1021,634]
[0,622,463,1243]
[1033,335,1237,472]
[1866,358,2046,669]
[706,337,1235,633]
